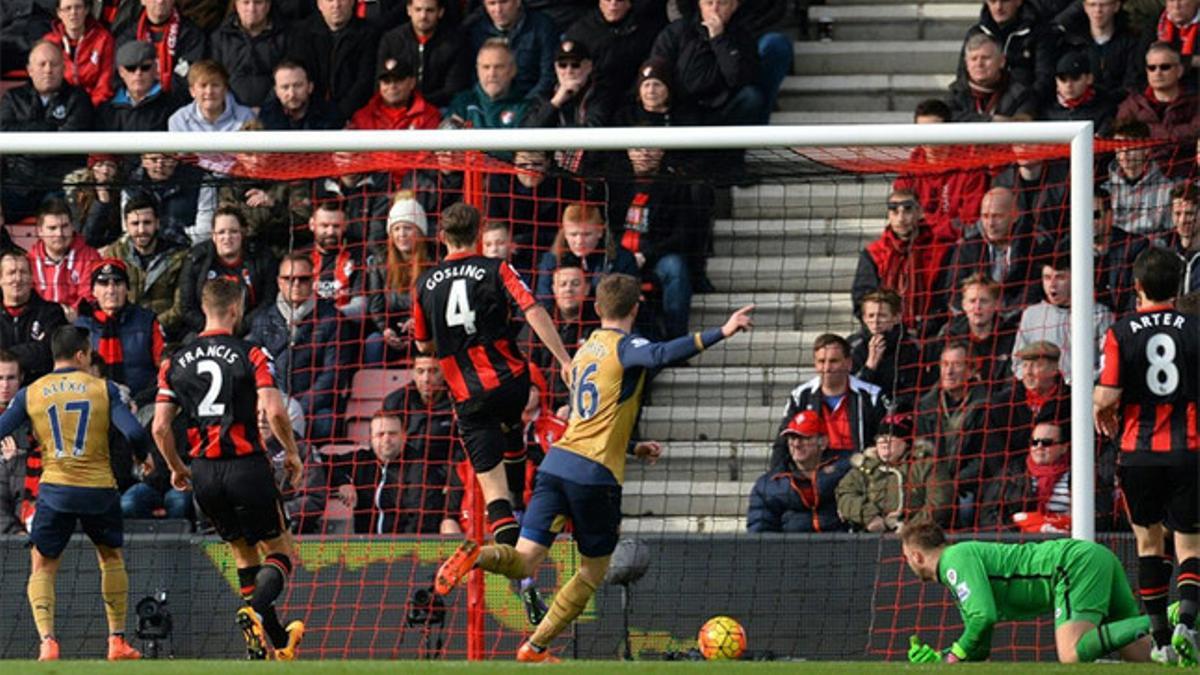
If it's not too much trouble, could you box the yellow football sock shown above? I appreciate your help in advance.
[476,544,526,580]
[529,572,596,648]
[100,559,129,634]
[27,570,56,639]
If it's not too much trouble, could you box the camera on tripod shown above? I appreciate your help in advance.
[135,589,173,658]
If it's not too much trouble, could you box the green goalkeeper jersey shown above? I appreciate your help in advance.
[937,538,1093,661]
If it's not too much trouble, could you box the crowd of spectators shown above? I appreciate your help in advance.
[0,0,1198,539]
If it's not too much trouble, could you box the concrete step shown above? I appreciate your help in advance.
[771,110,913,125]
[623,479,756,517]
[792,40,961,75]
[686,329,842,367]
[647,366,817,407]
[688,291,857,331]
[705,256,860,293]
[638,404,776,441]
[620,515,747,534]
[778,74,954,112]
[732,182,893,219]
[828,0,969,5]
[711,218,879,256]
[808,4,977,41]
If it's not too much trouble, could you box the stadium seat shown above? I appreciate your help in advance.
[343,368,412,421]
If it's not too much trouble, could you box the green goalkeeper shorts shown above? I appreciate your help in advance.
[1054,541,1140,628]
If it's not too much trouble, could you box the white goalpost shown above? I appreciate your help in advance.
[2,122,1097,539]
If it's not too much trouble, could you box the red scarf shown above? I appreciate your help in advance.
[1025,451,1069,513]
[1025,382,1058,416]
[1057,85,1095,110]
[136,8,180,91]
[90,304,125,385]
[864,225,946,325]
[1159,11,1199,56]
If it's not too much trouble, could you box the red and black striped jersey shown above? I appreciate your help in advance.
[305,243,368,310]
[156,330,277,460]
[1099,304,1200,465]
[413,253,535,402]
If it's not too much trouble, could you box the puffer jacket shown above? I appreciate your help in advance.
[958,2,1054,102]
[74,301,164,394]
[208,13,289,107]
[466,7,558,100]
[835,441,952,531]
[746,453,852,533]
[245,296,343,418]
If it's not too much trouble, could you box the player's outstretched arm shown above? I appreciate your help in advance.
[152,402,190,490]
[525,304,574,380]
[261,386,303,488]
[619,304,756,370]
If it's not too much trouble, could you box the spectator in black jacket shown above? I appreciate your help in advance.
[957,0,1054,102]
[486,149,582,274]
[1039,50,1118,134]
[0,251,69,382]
[614,57,697,127]
[176,206,276,337]
[96,40,187,132]
[247,253,346,443]
[650,0,763,125]
[848,289,922,406]
[258,398,329,534]
[120,152,214,243]
[466,0,558,100]
[208,0,289,107]
[940,186,1054,316]
[375,0,470,108]
[0,0,52,73]
[563,0,664,102]
[258,59,345,129]
[287,0,379,120]
[1092,185,1151,313]
[991,149,1071,236]
[0,40,93,220]
[113,0,208,92]
[523,39,613,173]
[1052,0,1144,99]
[528,255,597,410]
[607,147,696,339]
[947,33,1037,122]
[925,273,1018,391]
[332,412,463,535]
[771,333,885,467]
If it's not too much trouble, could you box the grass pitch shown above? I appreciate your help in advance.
[0,661,1176,674]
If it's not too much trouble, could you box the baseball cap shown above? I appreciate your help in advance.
[1055,51,1090,78]
[377,57,416,81]
[555,40,590,64]
[1016,340,1062,362]
[780,410,824,438]
[387,195,428,236]
[116,41,156,69]
[91,259,130,285]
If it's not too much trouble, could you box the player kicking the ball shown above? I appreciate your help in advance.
[433,273,753,661]
[901,521,1154,663]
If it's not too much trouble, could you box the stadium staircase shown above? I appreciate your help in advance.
[624,0,970,534]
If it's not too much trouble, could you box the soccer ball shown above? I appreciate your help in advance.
[697,615,746,660]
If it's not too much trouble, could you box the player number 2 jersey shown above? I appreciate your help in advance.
[157,330,277,459]
[1098,305,1200,462]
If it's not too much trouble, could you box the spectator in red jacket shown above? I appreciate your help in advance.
[26,198,101,320]
[348,57,441,131]
[852,188,955,337]
[1116,42,1199,174]
[43,0,115,106]
[893,99,989,240]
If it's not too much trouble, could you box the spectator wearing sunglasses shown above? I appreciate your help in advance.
[97,40,186,132]
[1116,42,1200,175]
[978,420,1076,531]
[523,40,612,173]
[852,188,956,339]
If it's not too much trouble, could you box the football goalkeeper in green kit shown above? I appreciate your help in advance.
[901,522,1155,663]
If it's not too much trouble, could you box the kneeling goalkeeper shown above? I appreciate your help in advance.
[902,521,1154,663]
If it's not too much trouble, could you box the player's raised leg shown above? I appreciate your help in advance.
[96,545,140,660]
[27,547,61,661]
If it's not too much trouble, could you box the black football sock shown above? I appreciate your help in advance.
[1140,555,1173,647]
[487,499,520,546]
[237,566,260,604]
[503,447,528,512]
[1179,557,1199,629]
[253,553,291,647]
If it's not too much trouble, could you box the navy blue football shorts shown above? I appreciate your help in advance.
[520,470,622,558]
[31,484,123,558]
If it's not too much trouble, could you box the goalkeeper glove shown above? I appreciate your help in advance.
[908,635,941,664]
